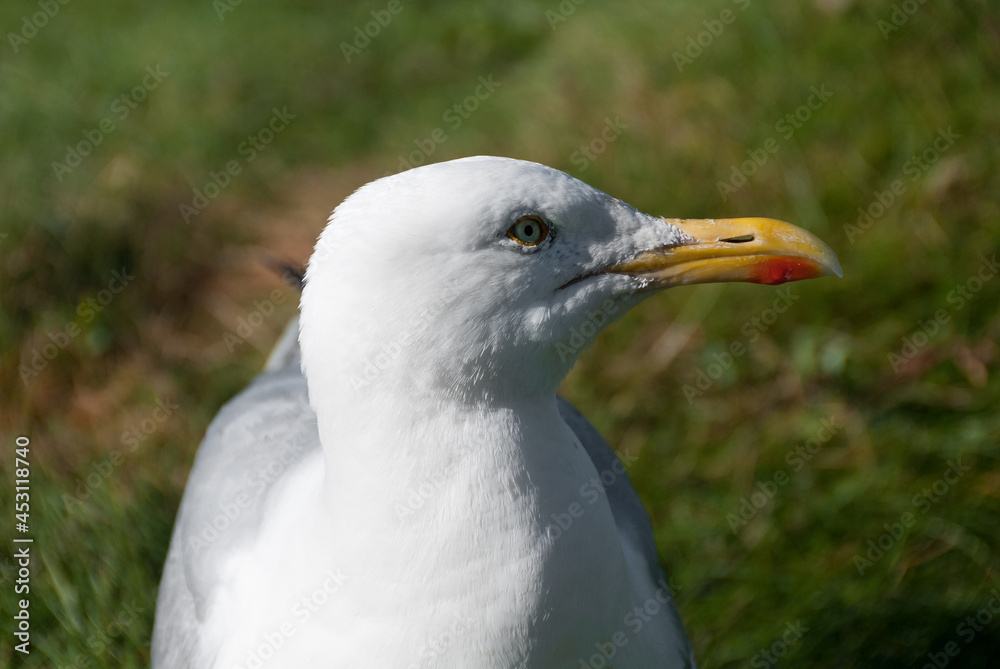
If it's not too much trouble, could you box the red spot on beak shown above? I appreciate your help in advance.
[750,257,822,285]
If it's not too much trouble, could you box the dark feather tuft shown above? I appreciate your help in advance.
[261,254,306,292]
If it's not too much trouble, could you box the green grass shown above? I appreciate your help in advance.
[3,0,999,666]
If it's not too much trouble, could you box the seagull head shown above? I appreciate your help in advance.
[300,156,840,407]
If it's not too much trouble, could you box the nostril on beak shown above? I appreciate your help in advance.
[719,234,755,243]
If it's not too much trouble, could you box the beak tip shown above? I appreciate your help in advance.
[819,244,843,279]
[818,251,842,280]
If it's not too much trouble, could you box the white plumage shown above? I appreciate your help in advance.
[154,156,839,668]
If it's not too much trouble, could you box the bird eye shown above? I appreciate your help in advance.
[507,216,549,246]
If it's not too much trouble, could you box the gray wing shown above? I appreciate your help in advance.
[556,397,697,668]
[152,330,316,668]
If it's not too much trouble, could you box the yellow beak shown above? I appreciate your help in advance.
[609,217,842,287]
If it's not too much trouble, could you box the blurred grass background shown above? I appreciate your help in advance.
[2,0,999,666]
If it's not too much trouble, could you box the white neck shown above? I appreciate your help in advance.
[291,225,649,664]
[306,390,636,665]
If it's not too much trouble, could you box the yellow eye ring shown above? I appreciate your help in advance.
[507,216,549,246]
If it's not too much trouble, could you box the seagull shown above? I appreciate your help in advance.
[153,156,840,668]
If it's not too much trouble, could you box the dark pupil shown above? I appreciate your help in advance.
[523,224,534,237]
